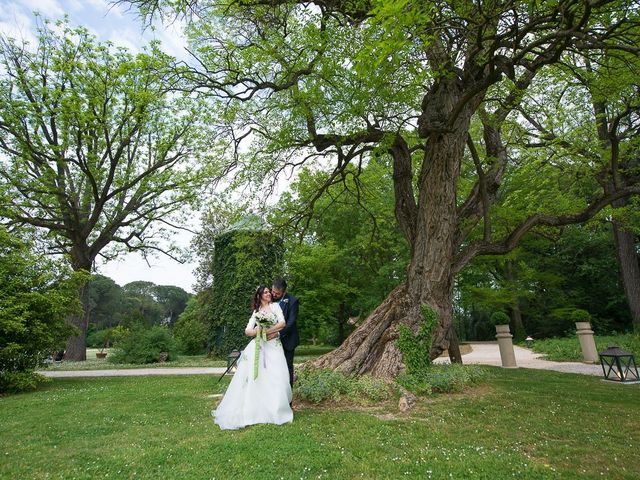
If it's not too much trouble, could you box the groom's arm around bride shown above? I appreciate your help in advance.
[271,278,299,387]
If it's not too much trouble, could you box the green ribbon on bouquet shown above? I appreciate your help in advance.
[253,325,268,380]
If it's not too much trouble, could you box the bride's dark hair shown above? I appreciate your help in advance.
[252,285,270,312]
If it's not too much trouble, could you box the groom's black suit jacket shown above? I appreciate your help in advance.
[279,293,299,351]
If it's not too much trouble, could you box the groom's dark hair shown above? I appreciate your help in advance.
[272,278,287,291]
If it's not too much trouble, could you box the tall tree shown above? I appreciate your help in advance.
[514,46,640,331]
[0,19,216,359]
[274,160,409,344]
[154,285,191,326]
[123,0,640,376]
[86,274,126,329]
[122,281,165,326]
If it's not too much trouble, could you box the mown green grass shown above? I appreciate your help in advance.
[1,368,638,479]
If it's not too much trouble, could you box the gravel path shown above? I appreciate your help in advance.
[38,343,603,378]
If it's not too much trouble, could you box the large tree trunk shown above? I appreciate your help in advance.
[312,80,477,378]
[64,251,93,361]
[612,219,640,332]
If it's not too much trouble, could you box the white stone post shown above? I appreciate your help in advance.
[575,322,599,363]
[495,324,518,368]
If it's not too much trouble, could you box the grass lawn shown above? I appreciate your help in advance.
[45,345,335,371]
[1,368,638,479]
[528,334,640,362]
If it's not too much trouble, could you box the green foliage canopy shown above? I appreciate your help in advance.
[0,227,85,393]
[0,18,217,271]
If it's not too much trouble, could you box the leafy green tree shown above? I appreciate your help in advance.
[173,296,209,354]
[122,281,165,326]
[122,0,640,377]
[512,48,640,332]
[274,160,409,345]
[86,275,126,330]
[154,285,191,326]
[0,19,215,359]
[458,224,632,339]
[0,227,85,393]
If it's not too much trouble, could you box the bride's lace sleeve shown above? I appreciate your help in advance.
[246,311,257,330]
[273,303,285,324]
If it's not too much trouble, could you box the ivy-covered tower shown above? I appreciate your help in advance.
[210,215,283,356]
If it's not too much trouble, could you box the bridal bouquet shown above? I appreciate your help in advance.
[254,311,276,329]
[253,311,276,379]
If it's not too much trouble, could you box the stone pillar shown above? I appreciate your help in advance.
[495,324,518,368]
[575,322,598,363]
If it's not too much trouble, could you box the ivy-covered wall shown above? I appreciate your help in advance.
[210,229,283,356]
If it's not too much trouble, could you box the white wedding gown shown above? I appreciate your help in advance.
[212,304,293,430]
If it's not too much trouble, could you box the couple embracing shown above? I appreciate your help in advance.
[213,278,299,430]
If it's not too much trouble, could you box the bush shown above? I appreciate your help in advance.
[569,308,591,323]
[490,311,510,326]
[295,368,392,404]
[397,364,488,395]
[0,371,49,394]
[0,228,84,394]
[109,326,177,364]
[173,297,208,355]
[396,372,433,395]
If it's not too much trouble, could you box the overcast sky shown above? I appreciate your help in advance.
[0,0,199,292]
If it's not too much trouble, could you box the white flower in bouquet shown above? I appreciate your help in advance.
[255,310,276,328]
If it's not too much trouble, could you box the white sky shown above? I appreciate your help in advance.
[0,0,198,292]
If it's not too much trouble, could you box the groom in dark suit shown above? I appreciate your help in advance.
[271,278,299,387]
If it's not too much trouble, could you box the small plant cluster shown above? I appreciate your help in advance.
[108,326,177,364]
[397,363,488,395]
[295,368,392,404]
[490,311,511,326]
[396,304,437,374]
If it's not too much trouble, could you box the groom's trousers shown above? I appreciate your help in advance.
[283,348,295,386]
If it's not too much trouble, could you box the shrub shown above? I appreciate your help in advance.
[0,228,84,394]
[109,326,177,364]
[396,372,433,395]
[397,364,488,395]
[87,328,112,351]
[173,297,208,355]
[490,311,510,326]
[569,308,591,323]
[295,368,392,404]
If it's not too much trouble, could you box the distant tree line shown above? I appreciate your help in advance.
[86,276,191,334]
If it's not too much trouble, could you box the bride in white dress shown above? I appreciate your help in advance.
[212,285,293,430]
